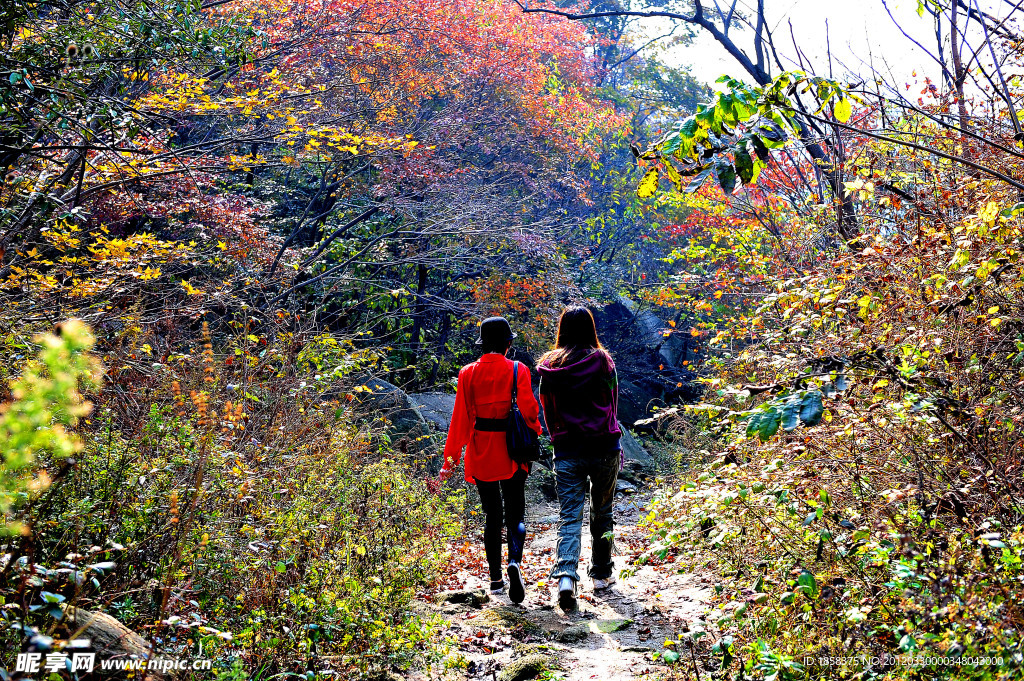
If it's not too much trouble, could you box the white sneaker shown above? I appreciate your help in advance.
[593,575,617,591]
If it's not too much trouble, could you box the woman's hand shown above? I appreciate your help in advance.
[427,465,453,495]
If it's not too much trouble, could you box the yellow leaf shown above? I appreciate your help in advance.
[834,97,853,123]
[991,318,1002,326]
[356,546,366,556]
[988,306,1000,314]
[636,168,659,198]
[217,241,227,251]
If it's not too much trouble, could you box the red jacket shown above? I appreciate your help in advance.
[443,354,542,483]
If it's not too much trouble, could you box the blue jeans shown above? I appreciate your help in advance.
[550,453,619,581]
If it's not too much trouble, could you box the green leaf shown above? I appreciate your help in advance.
[711,635,735,668]
[661,132,682,155]
[751,134,771,162]
[999,202,1024,218]
[834,97,853,123]
[685,167,713,193]
[733,95,757,121]
[274,561,287,573]
[662,650,681,664]
[797,570,819,597]
[900,634,918,652]
[799,391,824,426]
[746,411,764,438]
[735,143,755,184]
[715,158,737,194]
[696,105,716,129]
[758,407,781,441]
[781,397,801,431]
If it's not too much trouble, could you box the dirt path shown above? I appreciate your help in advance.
[416,490,714,680]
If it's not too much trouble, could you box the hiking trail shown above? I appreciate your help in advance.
[415,490,715,680]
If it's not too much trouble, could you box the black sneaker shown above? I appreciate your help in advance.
[507,563,525,604]
[489,579,505,594]
[557,576,577,611]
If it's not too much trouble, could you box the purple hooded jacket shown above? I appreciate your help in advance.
[537,349,621,456]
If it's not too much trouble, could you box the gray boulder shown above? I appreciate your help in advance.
[354,377,431,452]
[408,392,457,431]
[432,588,489,608]
[614,376,647,426]
[619,426,652,464]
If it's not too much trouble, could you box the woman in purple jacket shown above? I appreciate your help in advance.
[537,306,620,611]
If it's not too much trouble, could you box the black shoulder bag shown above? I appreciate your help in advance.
[506,361,540,465]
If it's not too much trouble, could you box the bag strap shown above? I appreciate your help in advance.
[511,360,519,407]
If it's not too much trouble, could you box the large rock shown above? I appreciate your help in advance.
[619,426,652,464]
[60,606,161,675]
[480,606,543,635]
[354,376,431,452]
[432,588,489,608]
[498,653,553,681]
[556,623,590,643]
[617,378,654,426]
[408,392,457,431]
[594,297,701,429]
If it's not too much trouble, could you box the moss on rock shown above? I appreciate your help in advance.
[595,618,633,633]
[480,605,542,634]
[556,622,590,643]
[497,653,553,681]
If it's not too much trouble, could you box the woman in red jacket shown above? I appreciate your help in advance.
[435,317,542,604]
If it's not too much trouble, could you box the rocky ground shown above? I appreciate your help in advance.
[414,487,715,681]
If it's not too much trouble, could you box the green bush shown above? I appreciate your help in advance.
[0,321,464,679]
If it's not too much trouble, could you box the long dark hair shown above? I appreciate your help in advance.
[540,306,606,368]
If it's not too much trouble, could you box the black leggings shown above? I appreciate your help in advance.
[474,469,528,582]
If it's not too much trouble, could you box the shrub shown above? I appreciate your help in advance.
[0,321,463,679]
[643,174,1024,677]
